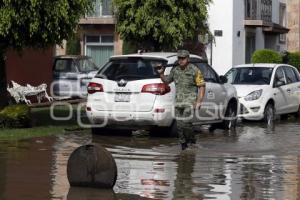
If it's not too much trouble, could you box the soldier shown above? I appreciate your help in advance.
[157,50,206,150]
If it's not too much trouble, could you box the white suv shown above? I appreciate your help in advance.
[86,52,238,136]
[225,64,300,124]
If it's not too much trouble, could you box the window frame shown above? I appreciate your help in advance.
[273,66,286,87]
[283,66,298,84]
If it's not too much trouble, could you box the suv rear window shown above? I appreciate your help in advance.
[97,57,167,81]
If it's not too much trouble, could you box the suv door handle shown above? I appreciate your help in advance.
[287,89,291,93]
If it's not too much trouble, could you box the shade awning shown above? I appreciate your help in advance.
[244,20,289,34]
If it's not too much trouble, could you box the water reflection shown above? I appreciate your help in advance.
[0,120,300,199]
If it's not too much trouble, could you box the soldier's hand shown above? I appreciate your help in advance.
[155,64,165,74]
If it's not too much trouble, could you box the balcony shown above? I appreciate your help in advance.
[244,0,289,34]
[245,0,272,23]
[79,0,114,25]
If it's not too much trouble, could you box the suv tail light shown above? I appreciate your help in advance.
[87,82,103,94]
[141,83,170,95]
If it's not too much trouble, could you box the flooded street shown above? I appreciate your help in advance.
[1,119,300,200]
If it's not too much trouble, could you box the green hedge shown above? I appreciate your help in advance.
[251,49,282,64]
[288,52,300,71]
[0,105,31,128]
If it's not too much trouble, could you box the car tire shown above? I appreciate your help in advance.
[209,103,237,131]
[263,103,275,125]
[221,103,237,130]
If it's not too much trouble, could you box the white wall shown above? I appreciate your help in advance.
[206,0,234,75]
[232,0,246,68]
[207,0,287,75]
[255,28,265,50]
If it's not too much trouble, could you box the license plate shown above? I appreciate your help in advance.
[114,93,130,102]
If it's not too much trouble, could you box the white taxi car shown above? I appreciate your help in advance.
[86,52,238,136]
[225,64,300,124]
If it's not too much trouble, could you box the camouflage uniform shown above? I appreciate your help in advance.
[165,63,205,145]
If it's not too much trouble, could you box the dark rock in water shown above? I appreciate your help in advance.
[67,144,117,188]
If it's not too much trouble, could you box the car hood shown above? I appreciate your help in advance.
[233,85,270,98]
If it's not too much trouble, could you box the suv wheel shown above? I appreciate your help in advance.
[222,103,237,130]
[294,105,300,118]
[263,103,275,125]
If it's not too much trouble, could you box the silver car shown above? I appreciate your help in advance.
[52,55,100,98]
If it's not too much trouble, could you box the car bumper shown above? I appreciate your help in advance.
[238,98,265,120]
[86,108,174,129]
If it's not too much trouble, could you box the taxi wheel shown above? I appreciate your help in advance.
[263,103,275,125]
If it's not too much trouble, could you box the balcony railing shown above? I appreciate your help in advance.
[245,0,272,22]
[86,0,112,18]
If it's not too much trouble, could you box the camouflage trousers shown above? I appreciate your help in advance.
[175,106,195,144]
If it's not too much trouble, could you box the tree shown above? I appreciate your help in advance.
[0,0,92,106]
[113,0,211,51]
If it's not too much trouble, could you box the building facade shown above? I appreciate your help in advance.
[287,0,300,52]
[206,0,288,75]
[78,0,122,68]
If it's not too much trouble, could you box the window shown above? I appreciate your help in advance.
[193,62,219,83]
[274,67,286,86]
[228,67,273,85]
[85,34,114,68]
[292,68,300,81]
[225,68,238,84]
[86,0,112,17]
[86,35,114,45]
[279,3,287,43]
[54,59,77,73]
[98,57,165,81]
[86,36,100,43]
[283,66,298,84]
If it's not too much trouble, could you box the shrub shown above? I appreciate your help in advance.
[0,105,31,128]
[288,52,300,71]
[251,49,282,64]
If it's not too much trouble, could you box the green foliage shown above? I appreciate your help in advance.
[122,40,138,54]
[0,0,92,50]
[66,33,81,55]
[0,105,31,128]
[288,52,300,71]
[251,49,282,64]
[113,0,211,51]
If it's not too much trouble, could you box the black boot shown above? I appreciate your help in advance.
[181,142,188,150]
[189,139,196,144]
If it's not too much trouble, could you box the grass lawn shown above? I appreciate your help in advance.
[0,104,90,140]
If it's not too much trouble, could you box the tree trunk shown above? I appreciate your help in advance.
[0,49,8,107]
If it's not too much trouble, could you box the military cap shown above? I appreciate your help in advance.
[177,50,190,58]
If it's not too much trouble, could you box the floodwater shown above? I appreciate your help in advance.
[1,119,300,200]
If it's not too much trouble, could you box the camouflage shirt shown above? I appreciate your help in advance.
[165,63,205,104]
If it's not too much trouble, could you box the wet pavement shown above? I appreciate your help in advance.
[1,119,300,200]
